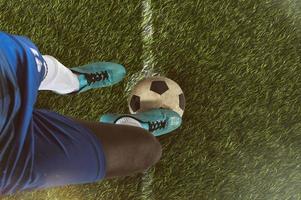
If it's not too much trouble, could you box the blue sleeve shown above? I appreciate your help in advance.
[0,32,46,194]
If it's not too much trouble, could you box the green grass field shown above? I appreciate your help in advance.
[2,0,301,199]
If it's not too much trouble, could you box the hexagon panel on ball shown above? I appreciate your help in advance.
[128,76,185,117]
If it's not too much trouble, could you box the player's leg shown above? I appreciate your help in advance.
[74,108,182,177]
[39,55,126,94]
[29,109,161,193]
[73,118,162,178]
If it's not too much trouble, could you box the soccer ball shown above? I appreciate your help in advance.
[128,76,185,116]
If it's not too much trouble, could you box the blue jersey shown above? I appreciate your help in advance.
[0,32,106,195]
[0,32,46,194]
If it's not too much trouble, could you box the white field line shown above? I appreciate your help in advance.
[140,0,155,200]
[125,0,157,95]
[140,168,155,200]
[141,0,155,75]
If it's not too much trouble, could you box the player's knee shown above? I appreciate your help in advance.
[136,130,162,171]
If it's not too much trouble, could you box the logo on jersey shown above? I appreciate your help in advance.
[29,48,48,80]
[29,48,47,72]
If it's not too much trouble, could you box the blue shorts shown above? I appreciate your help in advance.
[0,32,106,195]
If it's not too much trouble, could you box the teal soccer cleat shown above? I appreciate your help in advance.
[100,109,182,137]
[71,62,126,93]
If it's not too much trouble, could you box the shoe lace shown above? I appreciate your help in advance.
[149,120,167,132]
[85,71,109,85]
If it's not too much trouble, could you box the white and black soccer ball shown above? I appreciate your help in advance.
[128,76,185,116]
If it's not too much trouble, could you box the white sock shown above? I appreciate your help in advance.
[38,55,80,94]
[115,117,143,128]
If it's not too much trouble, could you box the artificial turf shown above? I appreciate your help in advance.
[2,0,301,199]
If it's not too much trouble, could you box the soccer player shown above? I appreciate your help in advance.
[0,32,182,195]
